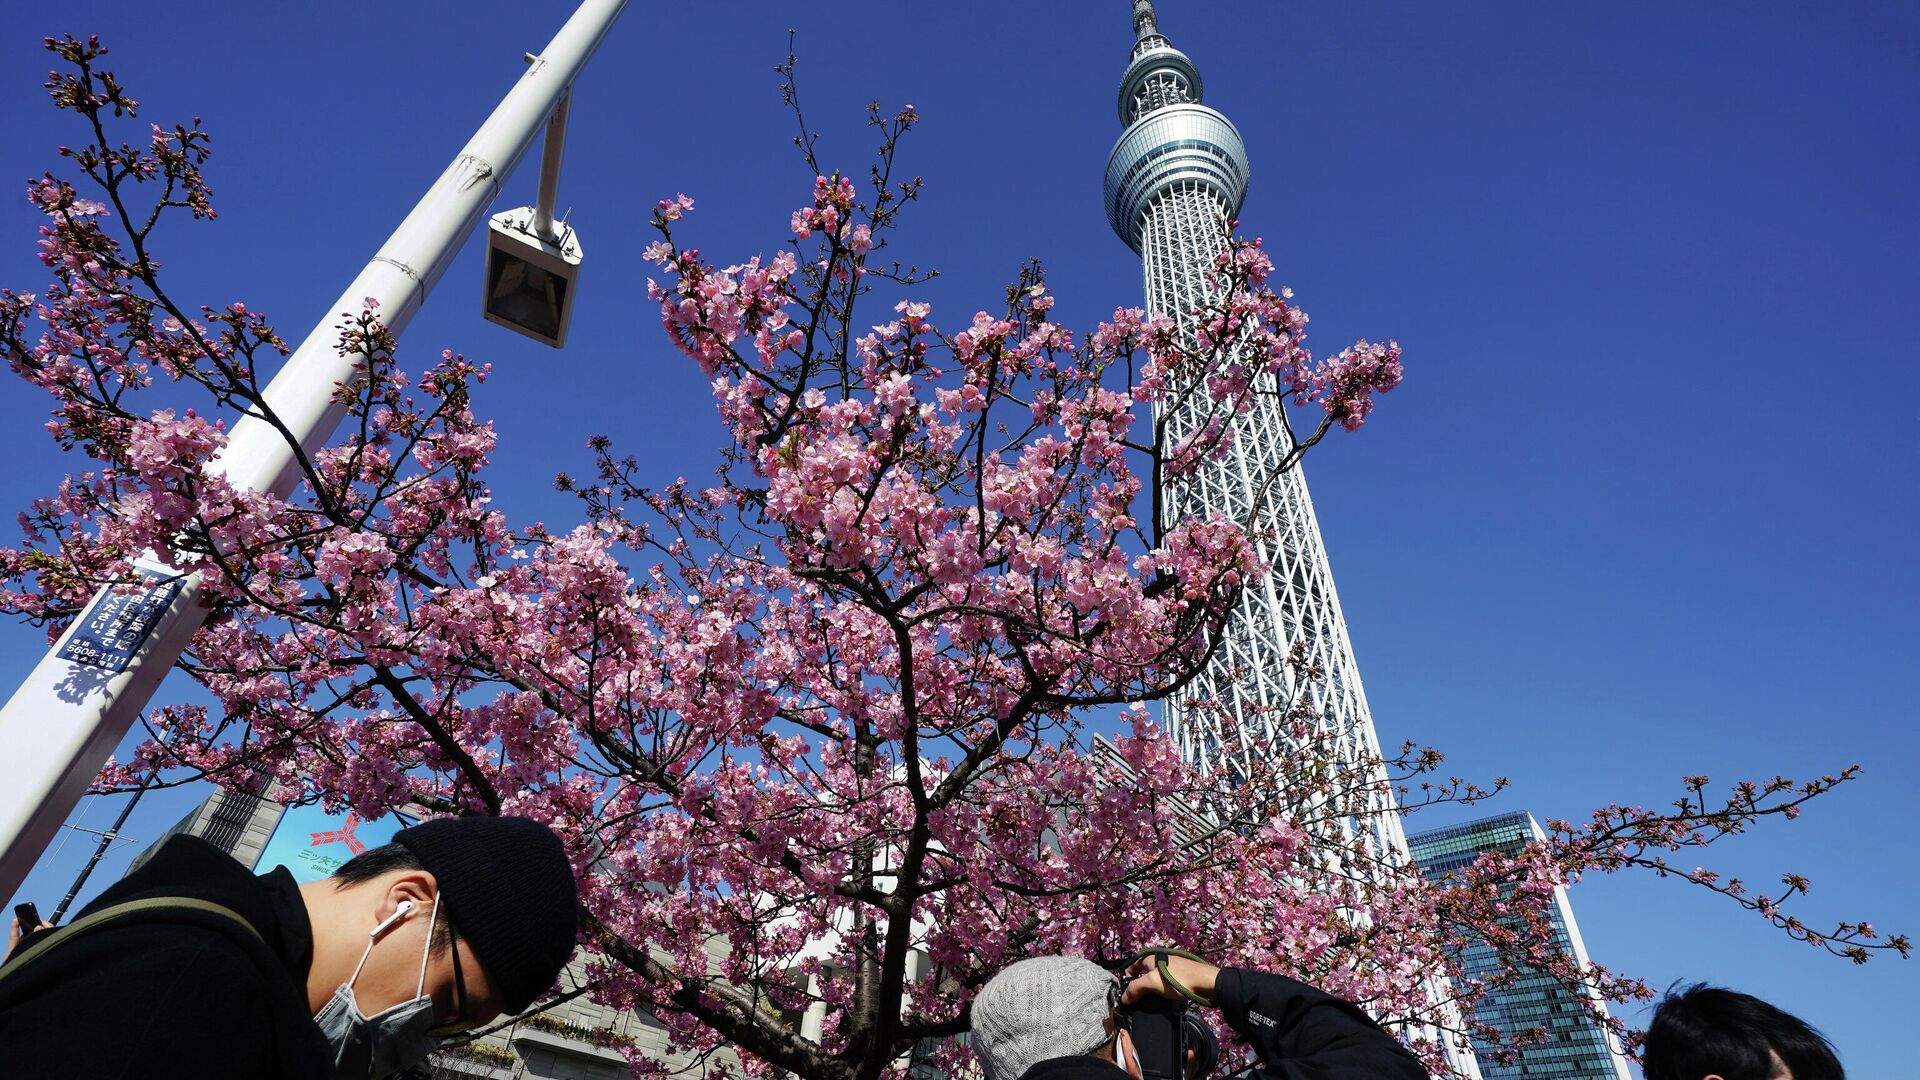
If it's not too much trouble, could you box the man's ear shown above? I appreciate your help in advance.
[376,870,437,925]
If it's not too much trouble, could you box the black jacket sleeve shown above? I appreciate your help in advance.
[1213,967,1430,1080]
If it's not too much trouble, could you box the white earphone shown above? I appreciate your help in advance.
[369,899,415,939]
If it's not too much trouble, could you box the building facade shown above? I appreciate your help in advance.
[1407,813,1634,1080]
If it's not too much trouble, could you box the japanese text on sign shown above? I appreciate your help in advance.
[56,567,185,673]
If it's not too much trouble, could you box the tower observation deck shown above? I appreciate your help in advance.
[1103,4,1479,1074]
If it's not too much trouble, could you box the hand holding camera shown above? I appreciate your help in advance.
[1117,949,1222,1080]
[1123,950,1221,1008]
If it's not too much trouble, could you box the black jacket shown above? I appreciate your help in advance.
[0,834,331,1079]
[1020,1053,1135,1080]
[1016,967,1428,1080]
[1213,967,1429,1079]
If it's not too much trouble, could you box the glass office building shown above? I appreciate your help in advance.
[1408,812,1633,1080]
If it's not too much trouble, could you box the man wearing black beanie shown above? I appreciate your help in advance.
[0,813,579,1080]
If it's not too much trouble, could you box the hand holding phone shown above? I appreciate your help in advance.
[9,900,50,958]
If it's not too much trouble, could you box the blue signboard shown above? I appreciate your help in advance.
[57,566,186,673]
[253,803,410,883]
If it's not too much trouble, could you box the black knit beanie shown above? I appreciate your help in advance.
[394,815,579,1014]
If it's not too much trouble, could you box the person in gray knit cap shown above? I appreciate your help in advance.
[969,950,1429,1080]
[972,956,1124,1080]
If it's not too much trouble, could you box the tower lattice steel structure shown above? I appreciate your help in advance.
[1103,5,1479,1074]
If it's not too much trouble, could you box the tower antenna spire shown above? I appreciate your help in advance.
[1132,0,1160,40]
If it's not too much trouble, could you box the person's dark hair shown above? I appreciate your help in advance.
[1644,983,1843,1080]
[332,842,454,951]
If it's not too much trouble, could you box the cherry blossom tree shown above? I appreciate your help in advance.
[2,37,1903,1080]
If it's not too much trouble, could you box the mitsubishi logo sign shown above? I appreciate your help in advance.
[308,811,369,856]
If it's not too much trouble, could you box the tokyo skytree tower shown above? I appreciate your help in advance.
[1103,6,1476,1071]
[1105,0,1408,863]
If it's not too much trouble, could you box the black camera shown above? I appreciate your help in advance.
[1120,996,1218,1080]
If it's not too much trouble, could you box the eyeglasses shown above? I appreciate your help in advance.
[429,921,474,1038]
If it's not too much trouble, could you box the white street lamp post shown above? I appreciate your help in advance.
[0,0,629,905]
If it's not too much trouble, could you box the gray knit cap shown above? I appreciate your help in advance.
[971,956,1117,1080]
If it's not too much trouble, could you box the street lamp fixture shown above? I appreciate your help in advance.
[483,64,581,349]
[484,206,582,348]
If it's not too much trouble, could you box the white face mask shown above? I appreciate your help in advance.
[312,896,445,1079]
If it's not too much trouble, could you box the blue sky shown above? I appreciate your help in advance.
[2,1,1915,1074]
